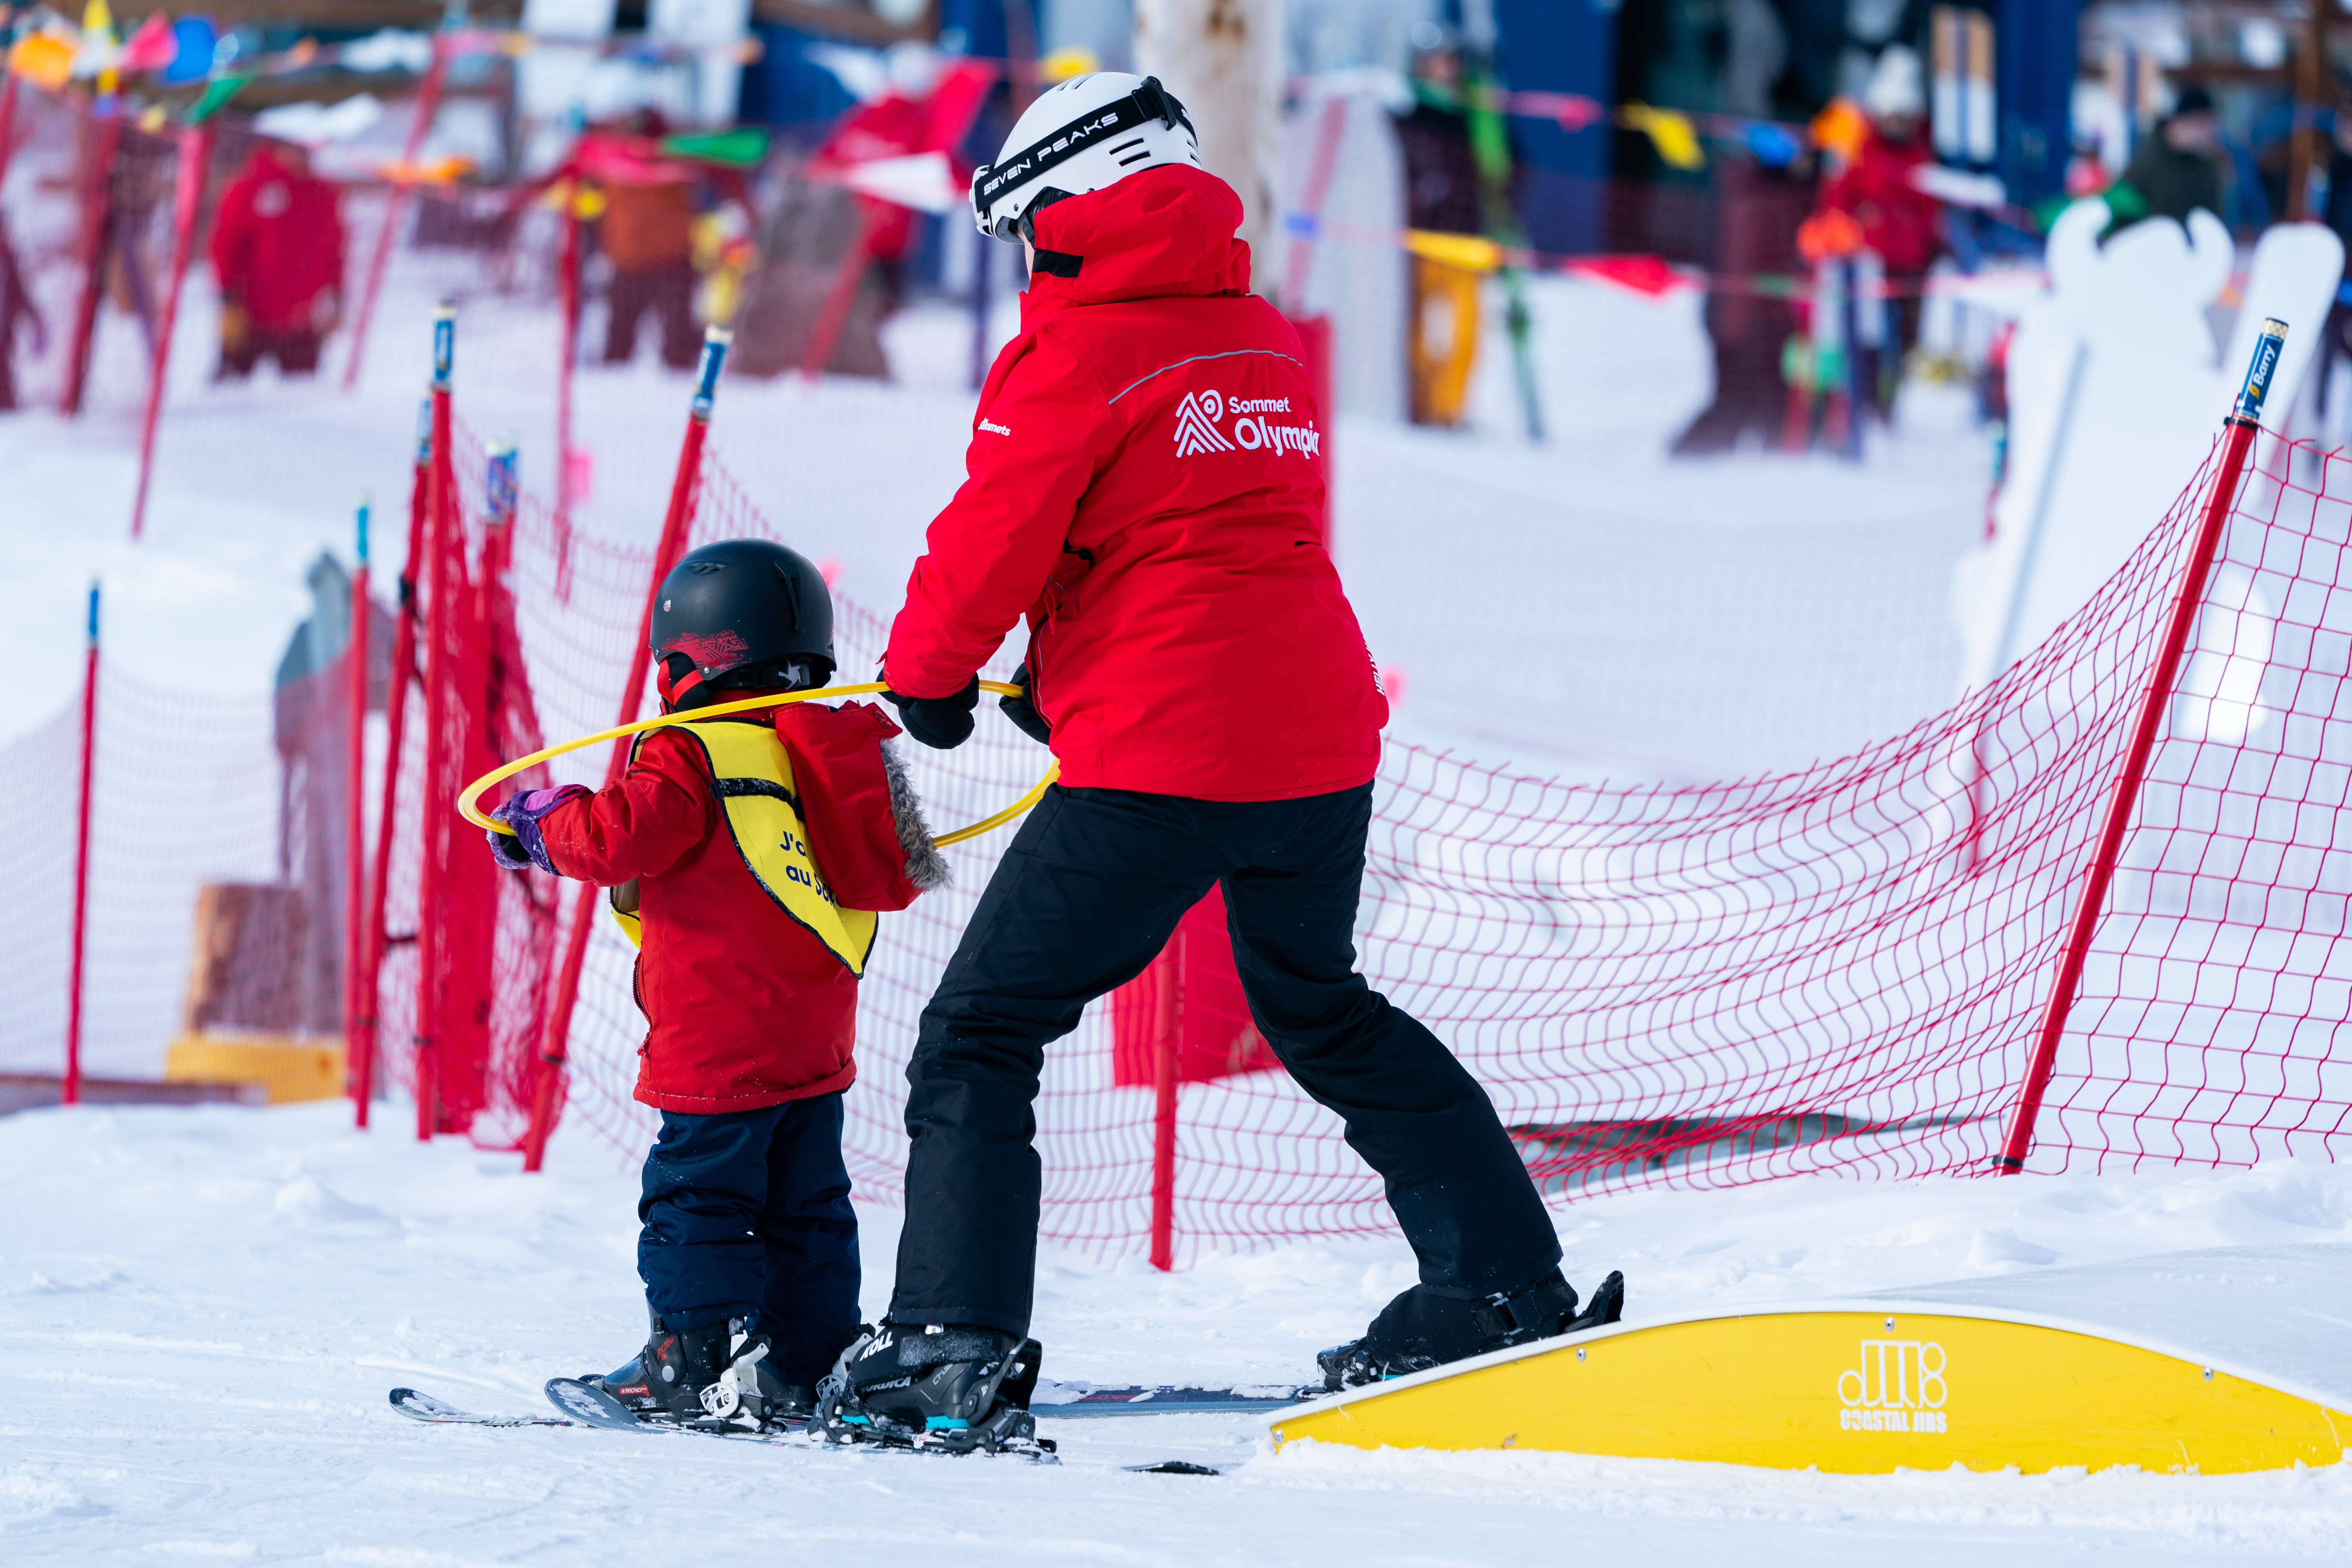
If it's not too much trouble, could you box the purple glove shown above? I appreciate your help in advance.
[488,785,588,875]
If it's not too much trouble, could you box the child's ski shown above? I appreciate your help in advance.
[390,1387,576,1427]
[390,1380,1269,1467]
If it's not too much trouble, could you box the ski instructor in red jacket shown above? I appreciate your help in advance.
[821,72,1621,1456]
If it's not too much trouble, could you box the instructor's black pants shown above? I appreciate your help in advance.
[889,783,1562,1337]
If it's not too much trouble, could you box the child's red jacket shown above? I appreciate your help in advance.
[537,699,937,1113]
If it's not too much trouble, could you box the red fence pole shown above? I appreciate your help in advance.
[342,42,448,393]
[1149,928,1180,1272]
[412,305,457,1140]
[64,582,100,1106]
[520,325,731,1172]
[128,123,212,538]
[344,495,372,1122]
[553,198,581,601]
[0,62,23,198]
[1996,319,2288,1173]
[60,91,123,418]
[354,403,433,1127]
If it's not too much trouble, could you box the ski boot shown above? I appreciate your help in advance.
[815,1323,1056,1458]
[1318,1268,1625,1390]
[590,1312,785,1429]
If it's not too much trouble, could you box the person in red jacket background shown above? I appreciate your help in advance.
[208,138,346,378]
[1814,45,1940,419]
[485,540,944,1430]
[819,73,1621,1458]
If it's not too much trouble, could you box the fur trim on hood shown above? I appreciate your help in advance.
[879,739,951,891]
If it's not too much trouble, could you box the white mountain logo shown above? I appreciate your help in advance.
[1173,390,1235,457]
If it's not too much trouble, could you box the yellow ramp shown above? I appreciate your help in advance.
[1269,1305,2349,1475]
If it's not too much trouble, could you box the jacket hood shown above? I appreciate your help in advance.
[1022,164,1251,318]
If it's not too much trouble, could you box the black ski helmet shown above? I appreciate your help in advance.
[649,539,835,709]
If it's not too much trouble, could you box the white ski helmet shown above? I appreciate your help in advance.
[969,71,1200,241]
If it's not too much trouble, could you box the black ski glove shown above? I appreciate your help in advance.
[999,664,1051,746]
[882,674,980,750]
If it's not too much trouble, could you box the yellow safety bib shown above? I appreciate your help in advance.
[607,718,880,975]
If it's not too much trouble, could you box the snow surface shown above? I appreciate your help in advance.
[8,162,2349,1561]
[4,1102,2350,1563]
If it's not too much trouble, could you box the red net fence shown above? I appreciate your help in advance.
[322,376,2348,1263]
[7,79,2350,1261]
[0,674,278,1079]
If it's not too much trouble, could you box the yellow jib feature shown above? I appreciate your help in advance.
[1268,1309,2349,1475]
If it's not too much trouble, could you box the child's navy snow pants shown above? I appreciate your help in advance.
[887,783,1563,1338]
[638,1091,860,1385]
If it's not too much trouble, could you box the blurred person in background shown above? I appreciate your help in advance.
[597,110,702,372]
[1813,44,1938,419]
[209,137,345,379]
[2112,84,2225,232]
[1671,0,1814,455]
[1393,26,1483,428]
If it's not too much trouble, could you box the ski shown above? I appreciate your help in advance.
[1031,1381,1320,1417]
[546,1378,1061,1462]
[390,1381,1228,1471]
[389,1387,576,1428]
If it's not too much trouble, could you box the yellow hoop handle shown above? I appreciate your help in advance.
[460,680,1055,850]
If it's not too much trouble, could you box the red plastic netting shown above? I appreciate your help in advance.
[0,673,278,1078]
[367,407,2351,1263]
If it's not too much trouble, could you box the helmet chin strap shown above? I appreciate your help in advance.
[655,654,710,711]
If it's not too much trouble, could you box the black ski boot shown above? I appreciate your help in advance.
[1318,1268,1625,1390]
[815,1323,1056,1458]
[591,1312,783,1428]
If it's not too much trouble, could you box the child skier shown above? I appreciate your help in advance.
[823,72,1620,1456]
[485,538,945,1428]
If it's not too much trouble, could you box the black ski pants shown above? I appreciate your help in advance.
[889,782,1561,1337]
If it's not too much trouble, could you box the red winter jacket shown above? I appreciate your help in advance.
[883,164,1388,802]
[1819,129,1940,275]
[536,700,923,1113]
[209,145,347,331]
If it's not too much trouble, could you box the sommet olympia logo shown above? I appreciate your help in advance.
[1173,389,1321,459]
[1835,1337,1950,1434]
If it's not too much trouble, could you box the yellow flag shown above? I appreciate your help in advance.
[1622,103,1706,171]
[1404,229,1503,273]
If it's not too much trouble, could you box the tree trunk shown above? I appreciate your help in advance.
[1133,0,1284,293]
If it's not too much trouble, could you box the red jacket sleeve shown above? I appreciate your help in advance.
[882,330,1123,698]
[536,729,712,886]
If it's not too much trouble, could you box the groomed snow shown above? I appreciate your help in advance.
[4,1100,2348,1563]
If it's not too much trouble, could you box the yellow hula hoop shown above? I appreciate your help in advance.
[459,681,1056,850]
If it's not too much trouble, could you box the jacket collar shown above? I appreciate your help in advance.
[1019,164,1252,327]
